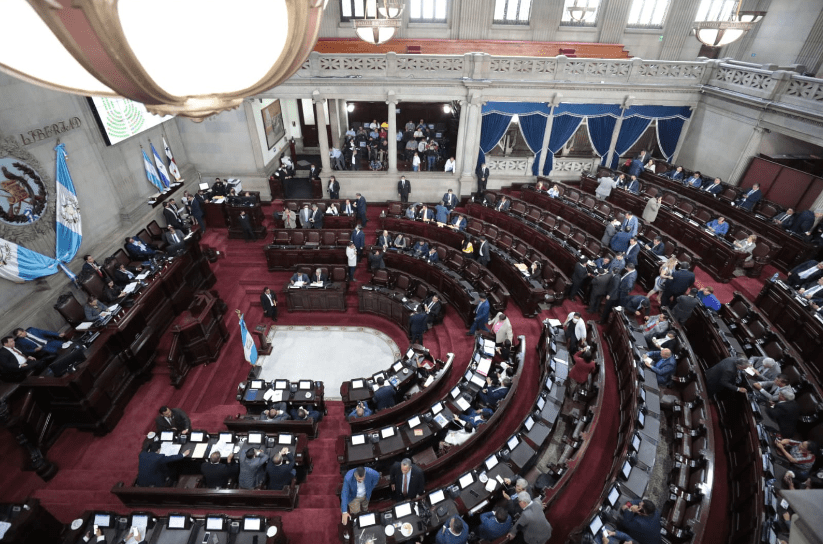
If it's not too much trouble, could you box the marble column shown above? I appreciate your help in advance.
[670,108,695,165]
[313,94,331,173]
[536,108,555,177]
[453,100,468,177]
[387,97,398,174]
[604,110,626,169]
[795,7,823,75]
[598,0,632,45]
[659,0,702,60]
[458,96,484,189]
[328,99,341,149]
[728,126,765,185]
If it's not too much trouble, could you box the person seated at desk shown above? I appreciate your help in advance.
[436,516,468,544]
[326,203,340,216]
[290,272,310,285]
[113,263,143,287]
[733,234,757,262]
[82,254,105,278]
[291,405,322,422]
[501,477,532,516]
[706,216,729,236]
[660,166,684,181]
[12,327,67,357]
[749,356,781,382]
[478,377,511,407]
[342,199,355,216]
[125,237,159,260]
[136,442,191,487]
[163,226,187,256]
[478,507,513,541]
[772,207,796,230]
[368,249,386,271]
[460,236,474,259]
[495,195,511,212]
[412,240,429,258]
[450,214,467,232]
[101,279,127,305]
[390,458,425,502]
[787,260,823,288]
[348,401,373,419]
[377,230,392,251]
[684,172,703,188]
[84,295,109,321]
[393,233,407,251]
[752,374,791,404]
[799,276,823,300]
[266,447,296,490]
[643,348,676,387]
[262,402,291,421]
[201,451,238,488]
[425,247,439,264]
[211,178,227,196]
[457,407,492,429]
[0,335,49,381]
[697,285,721,311]
[774,438,817,474]
[155,406,191,434]
[548,184,561,198]
[602,499,661,544]
[418,205,434,222]
[649,330,678,352]
[238,443,268,490]
[404,204,418,220]
[732,183,762,210]
[341,466,380,524]
[533,180,548,193]
[311,268,328,285]
[372,376,397,410]
[645,235,666,256]
[619,175,640,194]
[703,177,723,195]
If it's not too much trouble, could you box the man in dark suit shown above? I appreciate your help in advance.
[660,166,684,181]
[266,447,296,490]
[290,272,310,285]
[767,390,800,438]
[467,293,490,335]
[425,247,439,264]
[422,295,442,324]
[352,225,365,262]
[477,236,490,266]
[599,264,636,324]
[450,214,467,232]
[311,268,329,285]
[162,226,186,255]
[125,237,157,260]
[309,205,323,229]
[211,178,227,196]
[705,356,750,398]
[625,237,640,266]
[660,262,695,308]
[162,201,189,234]
[495,196,511,212]
[587,269,613,314]
[635,150,650,165]
[734,183,762,211]
[201,451,238,488]
[190,191,206,233]
[788,209,815,235]
[237,210,255,242]
[155,406,191,434]
[328,176,340,199]
[1,335,49,381]
[478,377,511,407]
[299,205,312,229]
[787,260,823,288]
[261,287,278,321]
[478,163,489,194]
[771,207,795,230]
[397,176,411,203]
[389,458,425,501]
[624,175,640,194]
[368,249,386,271]
[671,288,701,324]
[645,236,666,256]
[308,164,321,181]
[113,263,140,287]
[443,189,458,210]
[13,327,67,356]
[409,309,429,345]
[82,254,105,278]
[703,178,723,195]
[354,193,367,227]
[136,442,190,487]
[565,257,590,303]
[372,377,396,410]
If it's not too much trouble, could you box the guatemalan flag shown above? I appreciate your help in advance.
[142,149,164,192]
[151,142,171,188]
[237,311,259,365]
[54,143,82,265]
[163,136,182,182]
[0,237,60,283]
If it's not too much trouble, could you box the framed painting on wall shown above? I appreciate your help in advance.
[262,100,285,150]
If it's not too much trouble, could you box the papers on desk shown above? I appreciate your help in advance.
[476,356,492,376]
[455,396,471,412]
[212,441,234,458]
[212,196,225,203]
[515,263,528,273]
[191,443,209,459]
[159,443,182,456]
[482,339,495,356]
[136,272,150,280]
[744,367,757,376]
[109,304,121,314]
[290,282,305,288]
[547,319,562,328]
[123,282,139,294]
[263,389,283,402]
[310,281,324,287]
[433,413,450,428]
[75,321,94,331]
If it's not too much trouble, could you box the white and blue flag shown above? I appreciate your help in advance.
[151,142,171,189]
[54,143,82,265]
[0,237,60,283]
[238,311,259,365]
[142,149,164,192]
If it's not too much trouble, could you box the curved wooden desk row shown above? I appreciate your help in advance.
[337,338,526,487]
[278,199,357,229]
[376,247,494,327]
[342,352,455,433]
[237,379,327,418]
[500,186,702,292]
[570,173,766,282]
[61,510,286,544]
[112,430,311,510]
[358,279,446,334]
[270,227,355,251]
[632,161,816,272]
[265,244,348,271]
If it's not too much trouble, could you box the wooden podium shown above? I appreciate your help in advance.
[168,291,229,385]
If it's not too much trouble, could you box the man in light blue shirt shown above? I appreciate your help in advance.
[706,216,729,236]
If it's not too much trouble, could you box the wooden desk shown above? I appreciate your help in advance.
[284,282,347,311]
[264,246,348,271]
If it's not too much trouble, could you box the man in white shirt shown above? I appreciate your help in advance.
[1,336,48,380]
[445,157,455,172]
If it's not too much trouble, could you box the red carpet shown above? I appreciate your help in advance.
[0,202,754,543]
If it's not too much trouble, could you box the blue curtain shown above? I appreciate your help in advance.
[482,102,552,116]
[543,114,584,175]
[477,113,513,172]
[554,103,622,117]
[587,116,617,164]
[657,117,687,162]
[623,105,691,119]
[519,114,548,175]
[609,117,653,169]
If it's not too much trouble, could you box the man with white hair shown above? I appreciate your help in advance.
[749,357,781,382]
[506,492,552,544]
[767,389,800,438]
[752,374,793,404]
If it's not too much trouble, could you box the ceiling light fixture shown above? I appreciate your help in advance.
[353,0,403,46]
[566,0,596,23]
[693,1,765,48]
[0,0,327,121]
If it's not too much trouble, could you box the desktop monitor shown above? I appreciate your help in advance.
[351,434,366,446]
[206,517,224,531]
[393,361,404,372]
[160,431,174,442]
[242,517,262,531]
[621,460,632,480]
[408,416,421,428]
[274,380,288,389]
[463,369,473,382]
[394,503,413,518]
[278,433,293,444]
[199,182,209,191]
[380,427,395,439]
[358,513,377,528]
[94,514,112,528]
[431,402,443,415]
[219,432,234,443]
[588,516,604,536]
[470,373,486,387]
[536,396,546,410]
[606,485,620,507]
[189,431,205,442]
[406,348,415,360]
[247,432,263,445]
[524,416,535,431]
[352,379,365,389]
[638,385,645,403]
[299,380,312,389]
[458,473,475,489]
[250,380,264,389]
[131,514,148,528]
[429,489,446,505]
[507,436,519,451]
[168,515,186,530]
[450,386,461,399]
[637,410,645,429]
[484,455,499,470]
[373,372,386,382]
[545,377,553,391]
[631,433,641,452]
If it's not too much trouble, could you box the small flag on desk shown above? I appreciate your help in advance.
[163,136,182,182]
[151,142,170,189]
[237,311,258,365]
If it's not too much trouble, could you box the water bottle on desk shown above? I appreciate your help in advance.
[770,273,779,282]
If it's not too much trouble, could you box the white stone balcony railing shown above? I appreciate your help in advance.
[486,156,599,180]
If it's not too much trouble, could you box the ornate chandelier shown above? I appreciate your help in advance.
[693,1,765,48]
[0,0,328,120]
[566,0,596,23]
[353,0,403,46]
